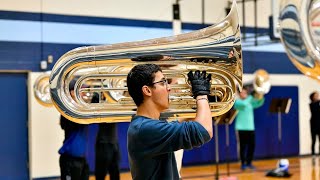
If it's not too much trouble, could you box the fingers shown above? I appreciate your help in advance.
[187,71,194,80]
[188,70,212,98]
[206,73,212,81]
[188,70,211,80]
[200,71,206,79]
[194,70,200,78]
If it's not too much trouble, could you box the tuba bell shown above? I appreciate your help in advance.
[242,69,271,99]
[34,72,53,107]
[253,69,271,96]
[33,71,94,107]
[49,0,243,124]
[279,0,320,81]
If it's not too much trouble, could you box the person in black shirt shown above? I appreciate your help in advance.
[309,91,320,162]
[92,93,120,180]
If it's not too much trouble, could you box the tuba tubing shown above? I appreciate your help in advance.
[50,0,243,124]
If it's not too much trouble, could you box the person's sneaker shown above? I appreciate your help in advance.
[241,164,247,170]
[247,164,256,170]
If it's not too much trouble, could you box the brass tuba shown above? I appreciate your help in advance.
[279,0,320,81]
[49,0,243,124]
[253,69,271,96]
[242,69,271,99]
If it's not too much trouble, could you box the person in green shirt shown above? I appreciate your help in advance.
[234,86,265,170]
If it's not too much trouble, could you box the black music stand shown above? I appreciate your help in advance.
[266,98,292,178]
[213,109,238,180]
[269,98,292,158]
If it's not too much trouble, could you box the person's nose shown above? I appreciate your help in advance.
[166,83,171,91]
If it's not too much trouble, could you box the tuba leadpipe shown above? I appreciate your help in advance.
[50,0,243,124]
[279,0,320,81]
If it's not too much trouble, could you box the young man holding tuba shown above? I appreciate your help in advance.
[126,64,213,179]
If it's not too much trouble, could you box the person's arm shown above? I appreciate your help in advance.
[194,95,212,138]
[251,95,265,109]
[137,118,211,157]
[188,70,213,138]
[177,118,193,123]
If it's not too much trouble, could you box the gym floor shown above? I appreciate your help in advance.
[89,156,319,180]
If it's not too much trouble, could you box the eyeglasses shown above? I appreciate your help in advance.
[151,79,168,86]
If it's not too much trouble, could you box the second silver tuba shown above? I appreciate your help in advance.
[34,72,53,107]
[50,0,243,124]
[279,0,320,81]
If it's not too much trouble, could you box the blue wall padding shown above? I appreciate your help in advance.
[0,10,269,33]
[242,51,301,74]
[0,41,84,71]
[0,73,29,179]
[254,86,299,158]
[0,41,303,74]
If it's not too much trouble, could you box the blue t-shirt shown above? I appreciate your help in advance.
[127,115,211,180]
[58,115,87,158]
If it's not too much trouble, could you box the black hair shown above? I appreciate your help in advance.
[69,79,77,91]
[237,84,252,94]
[91,92,100,103]
[69,76,80,91]
[310,91,318,102]
[127,64,162,106]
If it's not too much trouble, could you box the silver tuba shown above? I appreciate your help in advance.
[279,0,320,81]
[49,0,243,124]
[34,72,53,107]
[33,72,93,107]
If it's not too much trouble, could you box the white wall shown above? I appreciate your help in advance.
[0,0,273,27]
[28,72,62,179]
[237,0,272,28]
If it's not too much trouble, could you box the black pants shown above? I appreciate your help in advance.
[311,129,320,155]
[95,142,120,180]
[238,130,255,166]
[59,154,89,180]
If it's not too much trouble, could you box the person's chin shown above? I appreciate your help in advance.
[164,103,169,110]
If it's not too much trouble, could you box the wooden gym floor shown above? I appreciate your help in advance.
[90,156,320,180]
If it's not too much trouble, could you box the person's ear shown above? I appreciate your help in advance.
[142,85,152,97]
[70,90,75,97]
